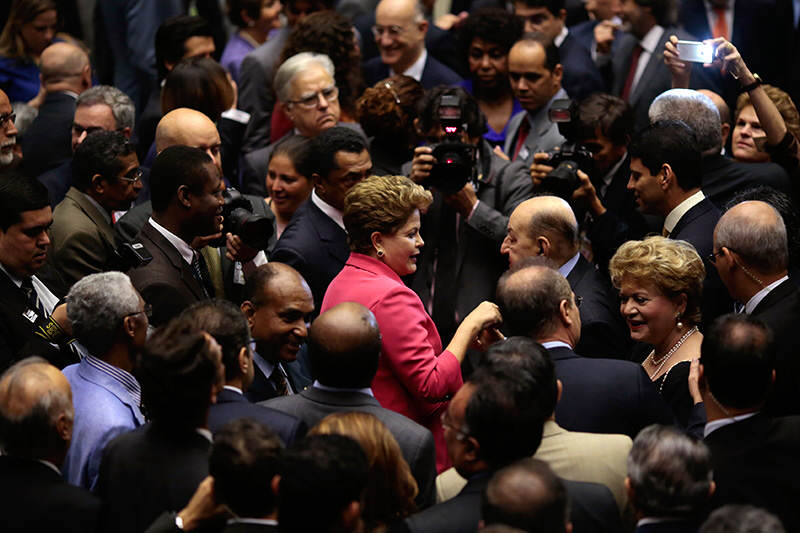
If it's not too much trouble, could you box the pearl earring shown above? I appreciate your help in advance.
[676,314,683,329]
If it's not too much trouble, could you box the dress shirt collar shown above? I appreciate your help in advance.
[0,263,58,316]
[638,24,664,54]
[554,25,568,47]
[541,340,572,350]
[313,380,374,397]
[311,189,345,230]
[148,217,194,265]
[663,190,705,235]
[223,385,243,395]
[392,48,427,82]
[83,354,142,408]
[227,518,279,526]
[252,351,294,394]
[745,275,789,314]
[704,411,759,438]
[60,90,79,100]
[703,1,734,40]
[196,428,213,442]
[37,459,61,475]
[637,517,688,527]
[558,252,581,279]
[82,192,112,224]
[0,262,23,288]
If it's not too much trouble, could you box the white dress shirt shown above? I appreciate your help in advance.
[630,25,665,96]
[311,189,345,230]
[393,48,427,82]
[663,190,705,236]
[745,275,789,315]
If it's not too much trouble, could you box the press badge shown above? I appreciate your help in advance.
[518,146,530,161]
[23,309,38,323]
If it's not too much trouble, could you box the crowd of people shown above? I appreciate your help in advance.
[1,0,800,531]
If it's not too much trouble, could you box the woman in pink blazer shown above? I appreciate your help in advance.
[321,176,502,472]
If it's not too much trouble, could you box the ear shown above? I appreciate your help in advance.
[370,231,383,252]
[271,475,281,496]
[417,18,429,36]
[340,501,362,530]
[659,164,673,190]
[90,173,105,195]
[552,63,564,84]
[312,173,324,193]
[558,8,567,21]
[120,126,132,139]
[237,346,249,376]
[720,123,731,144]
[164,60,176,73]
[240,8,255,26]
[559,298,572,327]
[537,236,550,257]
[464,435,481,462]
[413,117,424,136]
[624,476,634,503]
[56,412,73,443]
[556,378,563,404]
[720,246,737,268]
[241,301,256,327]
[674,292,688,317]
[122,315,137,340]
[177,184,192,209]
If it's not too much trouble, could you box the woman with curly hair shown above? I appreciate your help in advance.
[357,75,424,176]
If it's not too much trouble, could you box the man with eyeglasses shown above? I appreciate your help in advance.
[0,89,19,171]
[363,0,461,89]
[21,42,92,179]
[60,272,149,491]
[47,131,142,293]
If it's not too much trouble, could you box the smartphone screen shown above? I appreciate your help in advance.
[676,40,714,63]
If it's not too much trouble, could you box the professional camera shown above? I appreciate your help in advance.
[212,188,273,251]
[539,99,595,200]
[428,94,477,195]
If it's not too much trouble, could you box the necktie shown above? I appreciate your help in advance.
[512,117,532,161]
[21,277,45,317]
[662,227,670,238]
[200,246,224,298]
[269,367,289,396]
[621,44,643,100]
[712,6,728,40]
[191,252,214,298]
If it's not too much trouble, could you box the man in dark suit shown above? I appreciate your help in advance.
[363,0,462,89]
[0,358,102,533]
[697,314,800,531]
[270,127,372,311]
[712,201,800,416]
[502,196,630,359]
[0,173,77,371]
[21,42,91,178]
[95,315,225,533]
[513,0,606,100]
[626,425,714,532]
[127,146,224,327]
[496,260,674,438]
[240,263,315,402]
[569,0,622,54]
[264,302,438,508]
[180,299,306,445]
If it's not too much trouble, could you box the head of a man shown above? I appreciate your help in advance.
[626,425,714,519]
[482,458,571,533]
[310,126,371,211]
[496,259,581,346]
[701,505,786,533]
[415,86,487,148]
[0,171,51,277]
[210,418,284,520]
[585,0,623,21]
[72,130,141,212]
[148,145,224,240]
[374,0,428,74]
[308,302,382,389]
[648,89,723,157]
[275,53,341,138]
[284,0,335,27]
[501,196,578,268]
[155,15,215,80]
[573,93,632,175]
[627,120,701,216]
[0,358,74,465]
[508,34,563,114]
[66,272,148,363]
[155,108,222,173]
[0,89,19,167]
[39,41,91,94]
[621,0,669,39]
[180,299,255,392]
[241,263,315,366]
[713,200,789,302]
[513,0,566,39]
[72,85,136,152]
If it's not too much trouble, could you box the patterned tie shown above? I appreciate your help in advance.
[269,367,289,396]
[190,253,214,298]
[21,277,45,317]
[513,117,532,161]
[712,6,728,40]
[621,44,643,100]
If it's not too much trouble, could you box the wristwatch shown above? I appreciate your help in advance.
[741,74,763,93]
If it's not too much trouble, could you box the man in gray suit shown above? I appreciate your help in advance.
[503,33,567,165]
[262,302,437,509]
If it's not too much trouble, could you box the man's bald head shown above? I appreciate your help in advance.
[698,89,730,126]
[502,196,579,268]
[715,200,788,275]
[0,358,73,461]
[309,302,382,388]
[40,42,90,92]
[156,108,222,171]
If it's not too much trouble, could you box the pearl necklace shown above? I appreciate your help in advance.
[647,326,698,380]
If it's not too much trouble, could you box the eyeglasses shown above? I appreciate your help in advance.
[71,123,106,137]
[708,248,732,264]
[371,24,408,39]
[126,303,152,319]
[441,411,469,441]
[0,112,15,129]
[574,295,583,308]
[117,168,144,184]
[288,85,339,109]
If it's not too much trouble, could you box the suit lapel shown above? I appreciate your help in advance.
[307,201,349,264]
[566,255,591,289]
[503,112,525,157]
[670,198,710,237]
[141,224,207,301]
[751,279,795,316]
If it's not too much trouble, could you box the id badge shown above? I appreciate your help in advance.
[23,309,38,323]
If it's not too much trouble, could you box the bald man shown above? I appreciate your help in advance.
[501,196,629,359]
[0,358,102,532]
[22,42,92,177]
[713,200,800,416]
[263,301,438,508]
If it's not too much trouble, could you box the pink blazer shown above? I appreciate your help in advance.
[321,253,462,472]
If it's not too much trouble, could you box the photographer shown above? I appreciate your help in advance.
[408,86,533,342]
[529,93,652,270]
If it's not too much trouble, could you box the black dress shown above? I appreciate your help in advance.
[655,360,693,428]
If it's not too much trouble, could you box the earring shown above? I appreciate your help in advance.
[376,249,385,258]
[676,314,683,329]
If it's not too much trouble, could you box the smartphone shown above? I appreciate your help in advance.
[676,40,714,63]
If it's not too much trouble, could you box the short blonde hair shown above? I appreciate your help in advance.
[310,412,418,528]
[735,84,800,141]
[343,175,432,254]
[609,236,706,325]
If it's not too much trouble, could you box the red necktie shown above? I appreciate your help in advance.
[712,6,728,40]
[621,44,643,101]
[513,117,532,160]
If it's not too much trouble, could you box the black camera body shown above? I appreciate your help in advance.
[428,94,477,195]
[539,99,595,200]
[213,188,273,251]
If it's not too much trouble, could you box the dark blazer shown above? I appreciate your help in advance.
[701,154,792,211]
[570,19,598,53]
[548,345,674,439]
[0,456,102,533]
[263,386,438,509]
[705,413,800,532]
[21,91,76,178]
[245,359,310,404]
[95,423,211,533]
[363,54,462,90]
[560,33,607,100]
[208,387,306,446]
[568,255,631,359]
[404,472,490,533]
[127,222,208,327]
[563,478,625,533]
[751,279,800,416]
[38,159,73,208]
[270,198,350,312]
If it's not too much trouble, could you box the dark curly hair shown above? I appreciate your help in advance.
[456,7,524,68]
[356,75,424,149]
[280,10,364,117]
